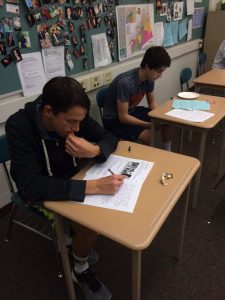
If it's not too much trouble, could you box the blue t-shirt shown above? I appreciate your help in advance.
[103,68,154,119]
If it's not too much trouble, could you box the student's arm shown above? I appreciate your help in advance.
[117,100,150,129]
[85,174,126,195]
[6,116,124,204]
[146,91,157,110]
[66,116,118,163]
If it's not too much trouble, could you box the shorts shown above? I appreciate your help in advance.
[103,106,151,141]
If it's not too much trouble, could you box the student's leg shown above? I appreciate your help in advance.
[70,221,111,299]
[137,129,151,145]
[70,221,98,257]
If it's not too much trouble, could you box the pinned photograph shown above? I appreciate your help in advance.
[37,24,52,48]
[18,31,31,48]
[11,47,22,62]
[6,32,16,47]
[0,23,5,39]
[33,11,42,23]
[6,3,19,14]
[50,24,64,46]
[25,0,41,10]
[41,7,51,22]
[0,41,7,55]
[65,48,74,70]
[2,17,14,32]
[26,13,35,26]
[1,54,13,67]
[13,15,21,31]
[49,5,59,18]
[68,21,75,33]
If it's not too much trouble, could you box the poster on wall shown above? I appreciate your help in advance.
[116,4,154,61]
[193,7,204,28]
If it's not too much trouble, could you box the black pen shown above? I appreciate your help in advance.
[108,169,115,175]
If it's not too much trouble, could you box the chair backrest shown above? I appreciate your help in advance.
[0,135,14,193]
[198,52,207,76]
[96,87,108,123]
[180,68,192,92]
[0,134,10,164]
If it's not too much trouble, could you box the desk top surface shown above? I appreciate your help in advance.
[193,69,225,87]
[45,141,199,250]
[149,94,225,129]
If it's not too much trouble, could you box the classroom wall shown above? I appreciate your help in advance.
[0,39,202,208]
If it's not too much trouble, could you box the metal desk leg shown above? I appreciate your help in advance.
[178,128,184,153]
[132,250,141,300]
[176,184,190,260]
[192,131,207,208]
[216,122,225,176]
[54,213,76,300]
[150,120,156,147]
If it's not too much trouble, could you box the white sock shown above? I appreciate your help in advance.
[162,141,171,151]
[73,254,89,274]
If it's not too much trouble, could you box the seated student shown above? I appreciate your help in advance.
[212,38,225,69]
[5,76,125,300]
[103,46,172,150]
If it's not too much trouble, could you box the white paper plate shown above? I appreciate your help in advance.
[177,92,200,99]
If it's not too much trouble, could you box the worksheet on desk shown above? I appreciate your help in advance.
[82,154,154,213]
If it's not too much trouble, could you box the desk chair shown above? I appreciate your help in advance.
[96,87,108,126]
[180,68,192,92]
[0,134,63,278]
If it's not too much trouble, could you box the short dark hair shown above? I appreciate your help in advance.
[41,76,90,114]
[140,46,171,69]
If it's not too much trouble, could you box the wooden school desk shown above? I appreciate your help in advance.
[193,69,225,92]
[44,141,199,300]
[149,95,225,208]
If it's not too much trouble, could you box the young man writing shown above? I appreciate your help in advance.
[103,46,172,150]
[6,77,125,300]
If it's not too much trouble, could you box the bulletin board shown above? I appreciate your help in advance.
[0,0,209,97]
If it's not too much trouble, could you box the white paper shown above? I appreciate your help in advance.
[186,0,194,15]
[173,2,184,21]
[42,46,65,82]
[82,154,154,213]
[154,22,164,46]
[165,109,215,123]
[6,3,19,14]
[17,52,46,97]
[187,19,192,41]
[91,33,112,68]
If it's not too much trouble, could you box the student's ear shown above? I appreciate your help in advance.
[43,105,54,118]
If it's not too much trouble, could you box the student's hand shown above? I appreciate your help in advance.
[86,175,126,195]
[65,134,100,158]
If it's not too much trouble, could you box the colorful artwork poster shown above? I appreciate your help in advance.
[116,4,154,61]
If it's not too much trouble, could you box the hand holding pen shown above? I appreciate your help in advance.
[86,169,126,195]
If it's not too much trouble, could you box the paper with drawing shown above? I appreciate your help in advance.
[82,154,154,213]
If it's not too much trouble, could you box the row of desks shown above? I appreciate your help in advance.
[44,68,225,300]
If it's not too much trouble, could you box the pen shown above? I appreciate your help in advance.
[108,168,115,175]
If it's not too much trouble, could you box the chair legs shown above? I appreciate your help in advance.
[52,224,64,278]
[5,203,18,242]
[5,204,64,278]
